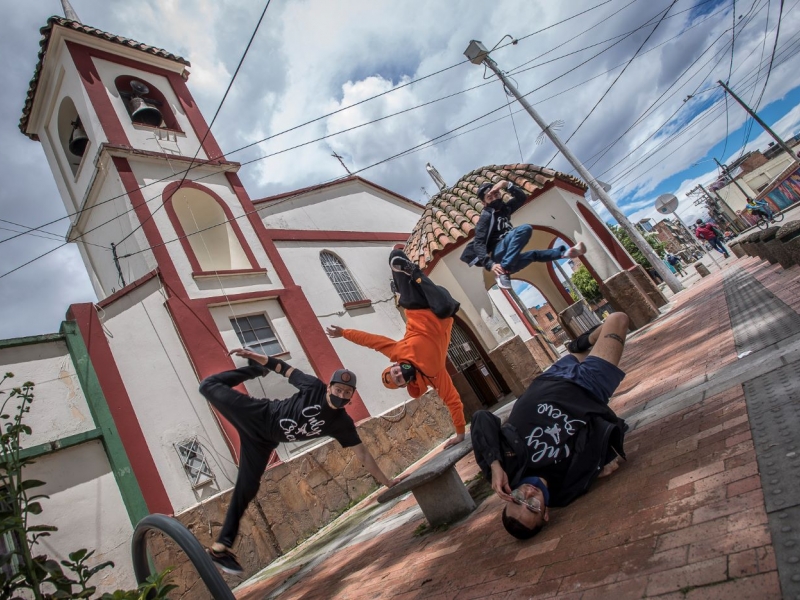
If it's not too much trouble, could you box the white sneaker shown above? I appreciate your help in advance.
[495,272,512,289]
[563,242,586,259]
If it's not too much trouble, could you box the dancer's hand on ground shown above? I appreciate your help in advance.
[491,264,507,277]
[490,461,514,502]
[230,348,267,365]
[386,473,409,488]
[597,456,621,479]
[325,325,344,338]
[443,433,465,449]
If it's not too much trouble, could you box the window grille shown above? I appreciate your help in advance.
[447,324,481,372]
[230,314,283,356]
[320,252,366,304]
[175,438,215,489]
[545,312,555,322]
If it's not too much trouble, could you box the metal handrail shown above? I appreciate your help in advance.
[131,513,234,600]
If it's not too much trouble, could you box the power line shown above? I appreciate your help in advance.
[545,0,679,168]
[2,1,614,247]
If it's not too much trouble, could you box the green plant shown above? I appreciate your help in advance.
[569,265,604,304]
[608,224,666,269]
[0,374,174,599]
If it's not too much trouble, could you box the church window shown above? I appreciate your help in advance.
[320,252,366,304]
[174,438,215,489]
[230,314,283,356]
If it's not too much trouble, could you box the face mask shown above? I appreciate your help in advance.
[328,393,351,409]
[518,476,550,506]
[399,362,417,383]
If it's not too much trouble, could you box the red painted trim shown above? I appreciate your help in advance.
[268,230,410,242]
[161,180,261,273]
[500,288,537,337]
[576,202,635,269]
[167,72,225,161]
[192,268,268,279]
[67,303,173,515]
[343,299,373,309]
[97,269,159,308]
[101,143,237,168]
[67,41,130,146]
[552,178,589,197]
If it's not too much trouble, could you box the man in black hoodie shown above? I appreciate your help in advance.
[471,313,629,540]
[460,180,586,289]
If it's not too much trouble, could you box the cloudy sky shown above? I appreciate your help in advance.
[2,0,800,337]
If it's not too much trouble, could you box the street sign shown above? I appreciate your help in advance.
[655,193,679,214]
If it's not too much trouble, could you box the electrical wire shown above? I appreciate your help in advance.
[544,0,680,167]
[2,1,614,247]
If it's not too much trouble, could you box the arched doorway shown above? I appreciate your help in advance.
[446,318,508,413]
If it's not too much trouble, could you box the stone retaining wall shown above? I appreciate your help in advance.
[150,389,454,597]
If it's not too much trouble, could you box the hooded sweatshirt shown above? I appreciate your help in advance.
[342,310,466,434]
[695,223,719,241]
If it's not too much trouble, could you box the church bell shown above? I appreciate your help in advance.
[68,119,89,157]
[129,96,163,127]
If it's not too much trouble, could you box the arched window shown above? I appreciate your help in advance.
[114,76,180,130]
[56,97,89,175]
[320,252,366,304]
[170,187,250,272]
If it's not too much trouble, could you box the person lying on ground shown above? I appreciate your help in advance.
[471,312,630,540]
[199,349,403,574]
[459,179,586,289]
[326,249,466,450]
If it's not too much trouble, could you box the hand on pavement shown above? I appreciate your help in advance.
[443,433,466,449]
[386,473,409,488]
[229,348,267,365]
[491,264,507,277]
[325,325,344,338]
[490,461,514,502]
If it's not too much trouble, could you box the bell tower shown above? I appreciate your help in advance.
[19,2,371,425]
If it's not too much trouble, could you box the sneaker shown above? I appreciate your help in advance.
[207,546,244,575]
[390,255,418,277]
[566,325,600,354]
[495,272,512,289]
[563,242,587,259]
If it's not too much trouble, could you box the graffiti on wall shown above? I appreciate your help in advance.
[765,167,800,209]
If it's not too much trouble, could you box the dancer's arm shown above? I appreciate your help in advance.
[351,444,404,488]
[435,371,467,438]
[327,325,397,358]
[505,182,528,213]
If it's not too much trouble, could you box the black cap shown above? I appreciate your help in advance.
[696,219,703,225]
[477,182,493,201]
[330,369,357,389]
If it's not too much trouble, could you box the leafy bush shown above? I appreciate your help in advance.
[0,374,175,599]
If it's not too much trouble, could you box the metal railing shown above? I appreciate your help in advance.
[131,513,234,600]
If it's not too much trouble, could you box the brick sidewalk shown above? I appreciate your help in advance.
[237,256,791,599]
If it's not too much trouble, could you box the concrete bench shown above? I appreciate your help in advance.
[377,436,476,528]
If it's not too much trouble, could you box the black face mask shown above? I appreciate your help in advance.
[399,362,417,383]
[329,394,351,409]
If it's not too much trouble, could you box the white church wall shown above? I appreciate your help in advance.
[101,280,239,512]
[25,441,136,593]
[0,339,94,449]
[275,242,415,417]
[256,180,422,233]
[487,288,533,342]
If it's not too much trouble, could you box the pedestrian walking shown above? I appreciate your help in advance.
[695,220,729,258]
[459,180,586,289]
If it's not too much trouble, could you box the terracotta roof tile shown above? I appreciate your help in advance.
[20,17,190,139]
[404,163,586,268]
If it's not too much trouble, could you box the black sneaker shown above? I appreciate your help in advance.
[207,546,244,575]
[390,255,418,277]
[566,325,600,354]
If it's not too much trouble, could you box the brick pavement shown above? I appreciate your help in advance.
[235,255,792,599]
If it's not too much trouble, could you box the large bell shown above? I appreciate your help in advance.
[68,120,89,157]
[129,96,163,127]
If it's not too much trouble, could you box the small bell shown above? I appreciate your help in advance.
[68,119,89,157]
[129,96,163,127]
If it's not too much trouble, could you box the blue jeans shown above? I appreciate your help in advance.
[492,225,565,274]
[707,236,728,256]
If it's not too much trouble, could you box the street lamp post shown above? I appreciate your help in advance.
[463,40,683,293]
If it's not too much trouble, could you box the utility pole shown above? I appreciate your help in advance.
[718,80,800,163]
[713,157,754,202]
[464,40,683,293]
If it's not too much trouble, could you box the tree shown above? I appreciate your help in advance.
[608,224,666,269]
[0,374,176,599]
[570,266,603,304]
